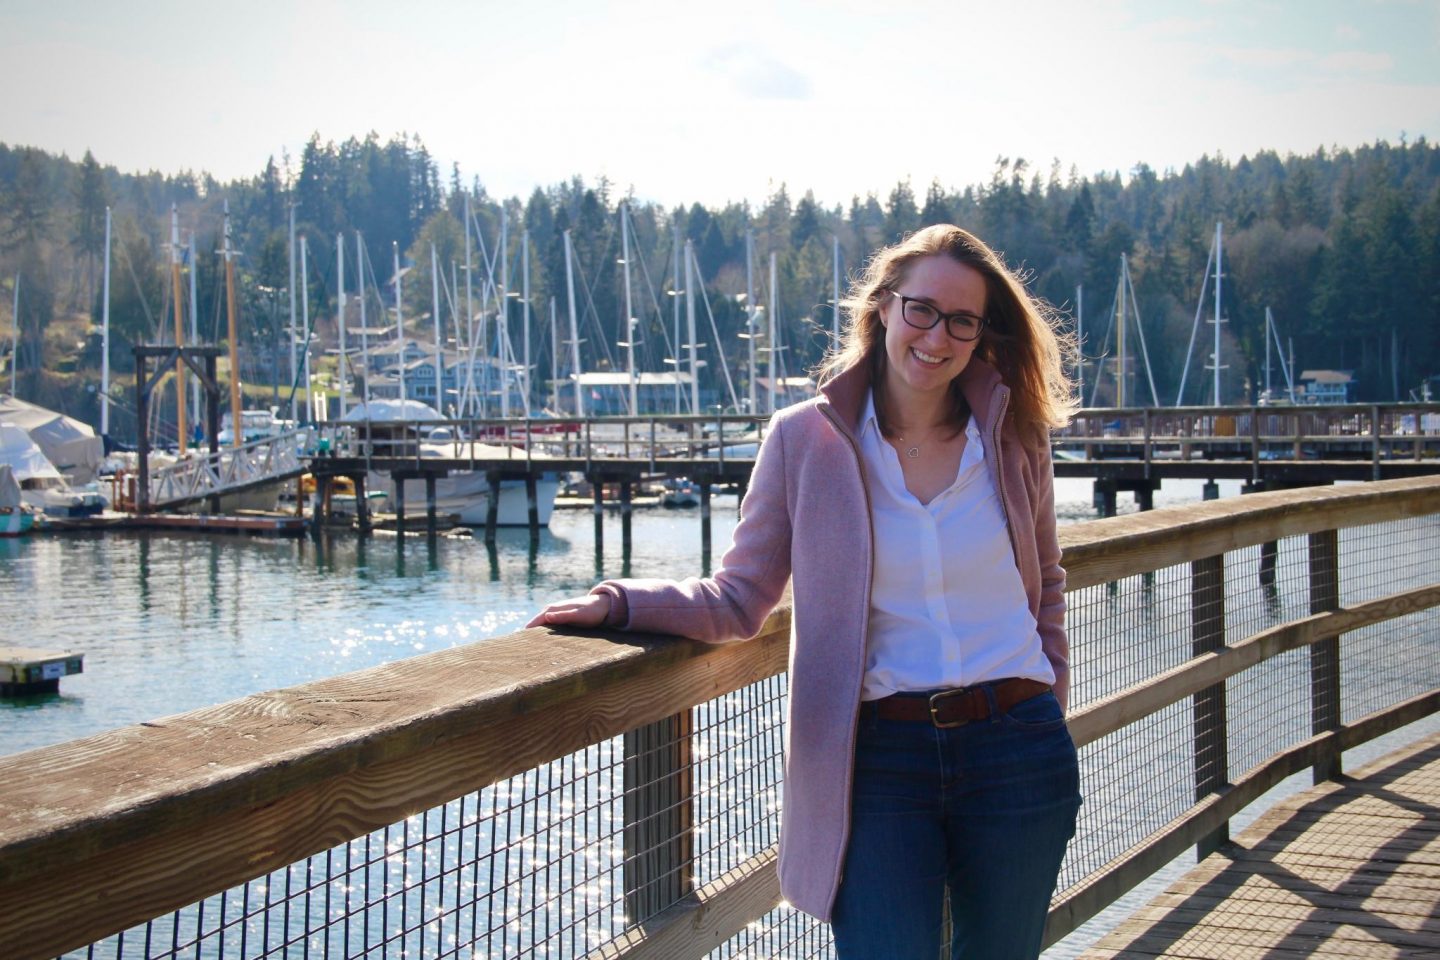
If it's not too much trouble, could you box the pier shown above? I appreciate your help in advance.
[1,475,1437,958]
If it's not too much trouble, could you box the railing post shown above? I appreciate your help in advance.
[1309,529,1342,783]
[1142,409,1152,480]
[622,710,695,925]
[1250,406,1261,484]
[1191,552,1229,858]
[1371,404,1382,481]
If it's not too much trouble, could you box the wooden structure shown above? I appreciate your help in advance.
[0,647,83,696]
[1081,731,1440,958]
[1,477,1438,959]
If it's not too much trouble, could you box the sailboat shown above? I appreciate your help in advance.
[340,399,560,526]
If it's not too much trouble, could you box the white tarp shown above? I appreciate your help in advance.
[0,394,103,483]
[0,423,64,482]
[0,464,21,510]
[340,399,443,422]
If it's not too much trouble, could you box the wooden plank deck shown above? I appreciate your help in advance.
[1080,731,1440,958]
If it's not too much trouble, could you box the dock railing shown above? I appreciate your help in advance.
[3,477,1439,959]
[1054,403,1440,478]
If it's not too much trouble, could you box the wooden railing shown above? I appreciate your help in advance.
[2,477,1439,959]
[1054,403,1440,477]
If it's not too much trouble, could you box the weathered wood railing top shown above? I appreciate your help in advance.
[3,475,1439,959]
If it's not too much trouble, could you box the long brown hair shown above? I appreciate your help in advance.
[816,224,1077,442]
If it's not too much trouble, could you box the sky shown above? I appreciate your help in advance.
[2,0,1438,210]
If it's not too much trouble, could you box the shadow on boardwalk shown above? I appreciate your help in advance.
[1082,732,1440,958]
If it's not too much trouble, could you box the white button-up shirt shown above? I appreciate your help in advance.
[858,390,1054,701]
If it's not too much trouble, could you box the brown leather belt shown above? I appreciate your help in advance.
[866,678,1052,728]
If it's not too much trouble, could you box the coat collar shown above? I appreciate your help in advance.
[818,355,1006,439]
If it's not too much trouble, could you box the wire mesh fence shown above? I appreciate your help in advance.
[53,500,1440,960]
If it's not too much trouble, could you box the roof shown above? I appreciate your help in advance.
[1299,370,1355,384]
[574,371,696,386]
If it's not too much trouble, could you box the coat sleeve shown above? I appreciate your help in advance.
[591,416,794,643]
[1032,439,1070,711]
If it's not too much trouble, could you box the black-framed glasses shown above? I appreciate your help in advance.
[889,291,985,342]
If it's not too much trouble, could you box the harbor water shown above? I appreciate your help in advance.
[2,476,1198,757]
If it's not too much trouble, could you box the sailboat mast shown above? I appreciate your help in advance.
[1075,284,1083,408]
[336,233,347,418]
[1265,306,1273,400]
[768,251,778,414]
[464,193,474,415]
[672,228,682,414]
[621,202,637,417]
[832,235,841,344]
[222,202,242,446]
[356,232,370,407]
[522,231,532,416]
[301,235,312,423]
[288,203,298,423]
[393,241,405,403]
[499,207,510,419]
[101,207,112,437]
[8,273,16,398]
[170,205,188,452]
[1115,253,1127,408]
[563,230,584,417]
[188,232,199,427]
[431,244,443,415]
[1213,222,1223,404]
[685,241,700,416]
[549,297,559,413]
[746,229,756,415]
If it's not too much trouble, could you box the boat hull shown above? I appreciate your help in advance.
[376,472,560,526]
[0,510,34,536]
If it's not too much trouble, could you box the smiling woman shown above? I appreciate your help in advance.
[530,224,1082,959]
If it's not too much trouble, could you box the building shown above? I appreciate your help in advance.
[1298,370,1355,404]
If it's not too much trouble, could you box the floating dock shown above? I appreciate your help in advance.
[0,647,84,696]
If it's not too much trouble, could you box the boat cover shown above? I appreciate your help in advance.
[0,394,104,482]
[0,423,64,482]
[0,463,20,509]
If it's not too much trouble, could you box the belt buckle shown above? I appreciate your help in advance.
[929,687,973,728]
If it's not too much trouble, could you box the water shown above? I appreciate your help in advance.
[1,477,1226,757]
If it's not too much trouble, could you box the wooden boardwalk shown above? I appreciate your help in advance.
[1081,731,1440,958]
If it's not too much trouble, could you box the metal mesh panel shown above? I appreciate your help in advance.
[1066,566,1196,710]
[1063,700,1194,890]
[1341,516,1440,604]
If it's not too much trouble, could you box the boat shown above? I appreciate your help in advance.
[0,464,35,536]
[218,408,295,445]
[340,400,560,527]
[659,477,701,508]
[0,424,104,517]
[0,394,104,483]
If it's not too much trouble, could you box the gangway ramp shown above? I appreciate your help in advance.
[146,430,310,510]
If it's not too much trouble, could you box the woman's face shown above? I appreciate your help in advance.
[879,254,986,413]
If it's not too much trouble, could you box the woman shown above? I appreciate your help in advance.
[529,224,1079,959]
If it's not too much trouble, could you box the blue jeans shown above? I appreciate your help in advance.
[830,688,1081,960]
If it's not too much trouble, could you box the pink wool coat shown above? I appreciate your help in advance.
[592,356,1069,921]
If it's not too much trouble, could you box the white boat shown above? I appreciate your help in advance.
[0,424,104,517]
[341,401,559,527]
[218,408,295,445]
[0,394,104,483]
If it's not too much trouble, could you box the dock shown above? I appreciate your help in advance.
[0,647,84,696]
[1080,731,1440,959]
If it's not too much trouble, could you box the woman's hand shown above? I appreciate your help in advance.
[525,593,612,629]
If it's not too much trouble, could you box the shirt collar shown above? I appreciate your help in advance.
[861,387,983,445]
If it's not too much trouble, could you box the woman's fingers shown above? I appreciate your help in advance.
[525,594,610,629]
